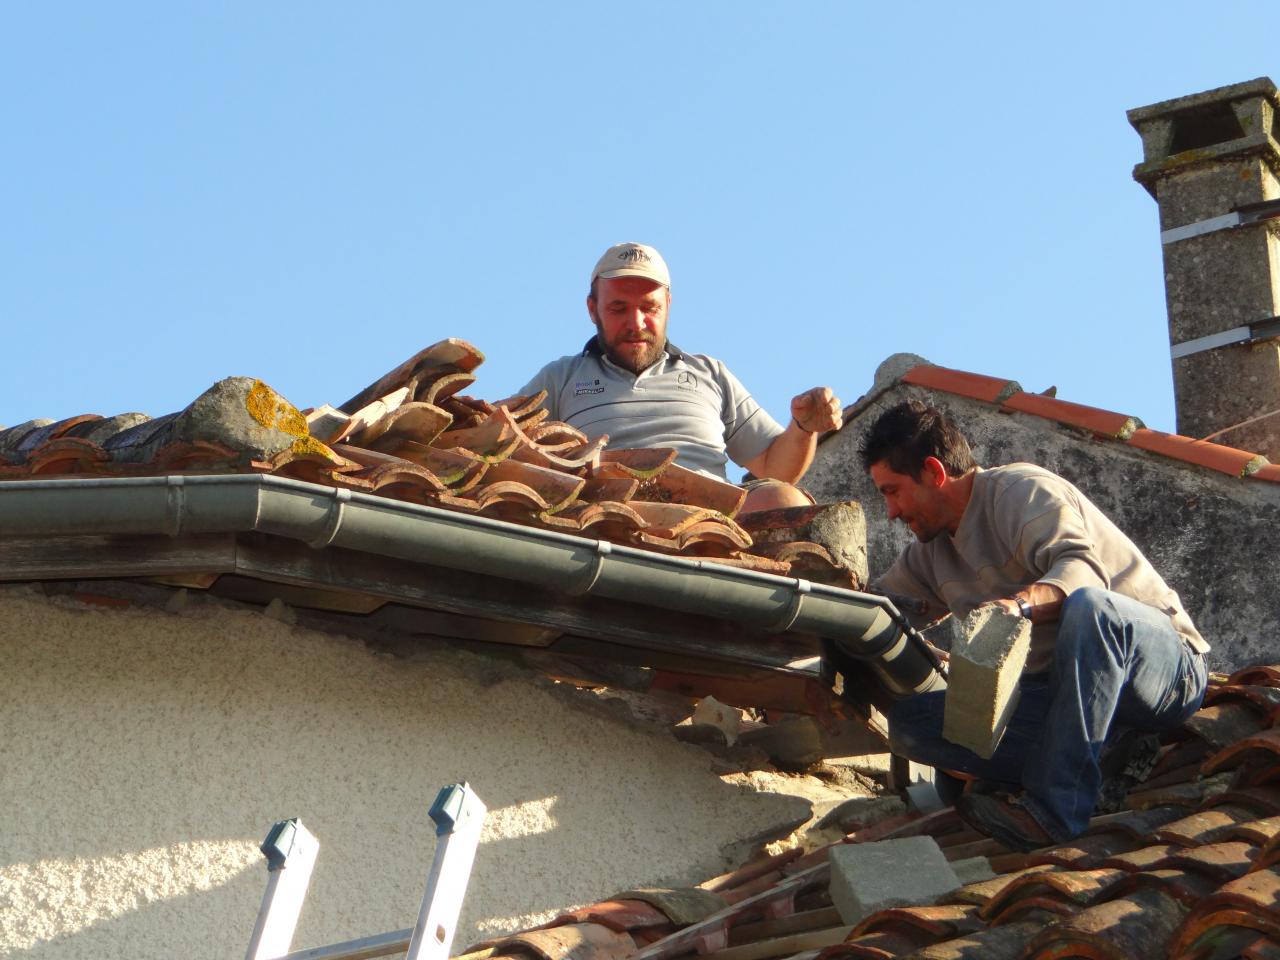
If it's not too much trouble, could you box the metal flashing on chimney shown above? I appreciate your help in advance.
[1171,316,1280,360]
[1161,198,1280,245]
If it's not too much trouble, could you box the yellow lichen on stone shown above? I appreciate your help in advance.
[291,435,342,461]
[246,381,309,438]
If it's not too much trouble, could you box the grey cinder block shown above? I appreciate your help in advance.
[942,606,1031,760]
[829,836,961,924]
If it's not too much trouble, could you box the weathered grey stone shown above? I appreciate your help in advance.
[0,419,54,456]
[815,795,907,832]
[951,856,996,885]
[829,836,960,924]
[943,607,1031,760]
[170,377,308,462]
[742,502,869,587]
[78,412,153,447]
[806,370,1280,672]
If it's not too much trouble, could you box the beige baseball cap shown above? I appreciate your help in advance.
[590,242,671,288]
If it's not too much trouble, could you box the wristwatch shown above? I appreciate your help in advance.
[1014,596,1034,620]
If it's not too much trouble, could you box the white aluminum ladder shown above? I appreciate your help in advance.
[245,782,487,960]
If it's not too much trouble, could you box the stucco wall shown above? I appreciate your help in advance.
[806,367,1280,672]
[0,586,805,959]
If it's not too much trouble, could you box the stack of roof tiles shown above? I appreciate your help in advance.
[0,339,856,585]
[461,666,1280,960]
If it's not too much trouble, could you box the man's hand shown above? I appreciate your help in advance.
[744,386,843,484]
[791,386,843,434]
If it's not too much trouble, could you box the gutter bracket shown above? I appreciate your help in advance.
[308,488,351,549]
[766,579,811,633]
[565,540,611,596]
[164,475,187,537]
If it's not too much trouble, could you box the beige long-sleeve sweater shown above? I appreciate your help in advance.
[875,463,1208,674]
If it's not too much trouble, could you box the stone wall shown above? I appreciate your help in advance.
[805,368,1280,672]
[0,587,805,959]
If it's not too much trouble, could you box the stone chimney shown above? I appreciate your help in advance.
[1128,78,1280,458]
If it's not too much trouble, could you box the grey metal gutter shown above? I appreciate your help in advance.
[0,474,945,699]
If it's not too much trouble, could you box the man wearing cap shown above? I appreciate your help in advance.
[520,243,842,508]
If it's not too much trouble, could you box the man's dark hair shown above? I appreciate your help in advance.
[859,399,977,478]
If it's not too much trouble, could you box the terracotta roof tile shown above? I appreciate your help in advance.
[1169,867,1280,956]
[0,339,869,588]
[1022,885,1187,960]
[1255,464,1280,483]
[1128,427,1270,477]
[481,667,1280,960]
[900,366,1022,405]
[885,360,1277,481]
[999,392,1142,440]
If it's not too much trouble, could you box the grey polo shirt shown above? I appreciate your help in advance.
[519,337,785,480]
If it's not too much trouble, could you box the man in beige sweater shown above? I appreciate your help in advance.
[861,400,1209,849]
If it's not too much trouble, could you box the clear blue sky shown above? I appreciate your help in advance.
[3,3,1275,449]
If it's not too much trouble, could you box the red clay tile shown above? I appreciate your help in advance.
[1000,393,1141,440]
[632,462,746,517]
[1203,727,1280,778]
[545,901,670,933]
[22,437,111,475]
[1246,936,1280,960]
[1228,815,1280,847]
[417,370,477,407]
[851,905,983,941]
[599,447,678,479]
[900,365,1021,405]
[1157,841,1258,882]
[1169,867,1280,957]
[979,868,1125,923]
[498,922,635,960]
[1185,702,1270,750]
[1128,427,1269,477]
[1117,866,1219,908]
[1028,832,1137,868]
[1100,844,1184,872]
[1211,789,1280,818]
[1254,464,1280,484]
[896,919,1044,960]
[339,337,484,414]
[1231,666,1280,688]
[820,930,927,959]
[1023,885,1187,960]
[1151,738,1212,779]
[1155,805,1260,846]
[1204,685,1280,717]
[951,864,1060,907]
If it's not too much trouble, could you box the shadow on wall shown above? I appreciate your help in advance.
[0,587,799,959]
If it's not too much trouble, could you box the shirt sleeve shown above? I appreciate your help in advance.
[517,361,564,421]
[870,548,952,627]
[995,475,1109,595]
[715,360,786,466]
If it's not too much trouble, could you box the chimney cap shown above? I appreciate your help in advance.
[1127,77,1280,196]
[1127,76,1278,127]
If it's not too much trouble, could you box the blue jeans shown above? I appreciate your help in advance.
[887,587,1207,840]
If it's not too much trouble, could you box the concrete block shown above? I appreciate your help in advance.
[951,856,996,885]
[829,836,960,924]
[942,606,1030,760]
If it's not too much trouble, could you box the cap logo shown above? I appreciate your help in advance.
[616,248,651,264]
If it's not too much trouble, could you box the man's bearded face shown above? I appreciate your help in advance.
[589,276,670,374]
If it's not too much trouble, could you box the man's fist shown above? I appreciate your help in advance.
[791,386,843,434]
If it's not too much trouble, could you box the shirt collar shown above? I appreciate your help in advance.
[581,336,685,361]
